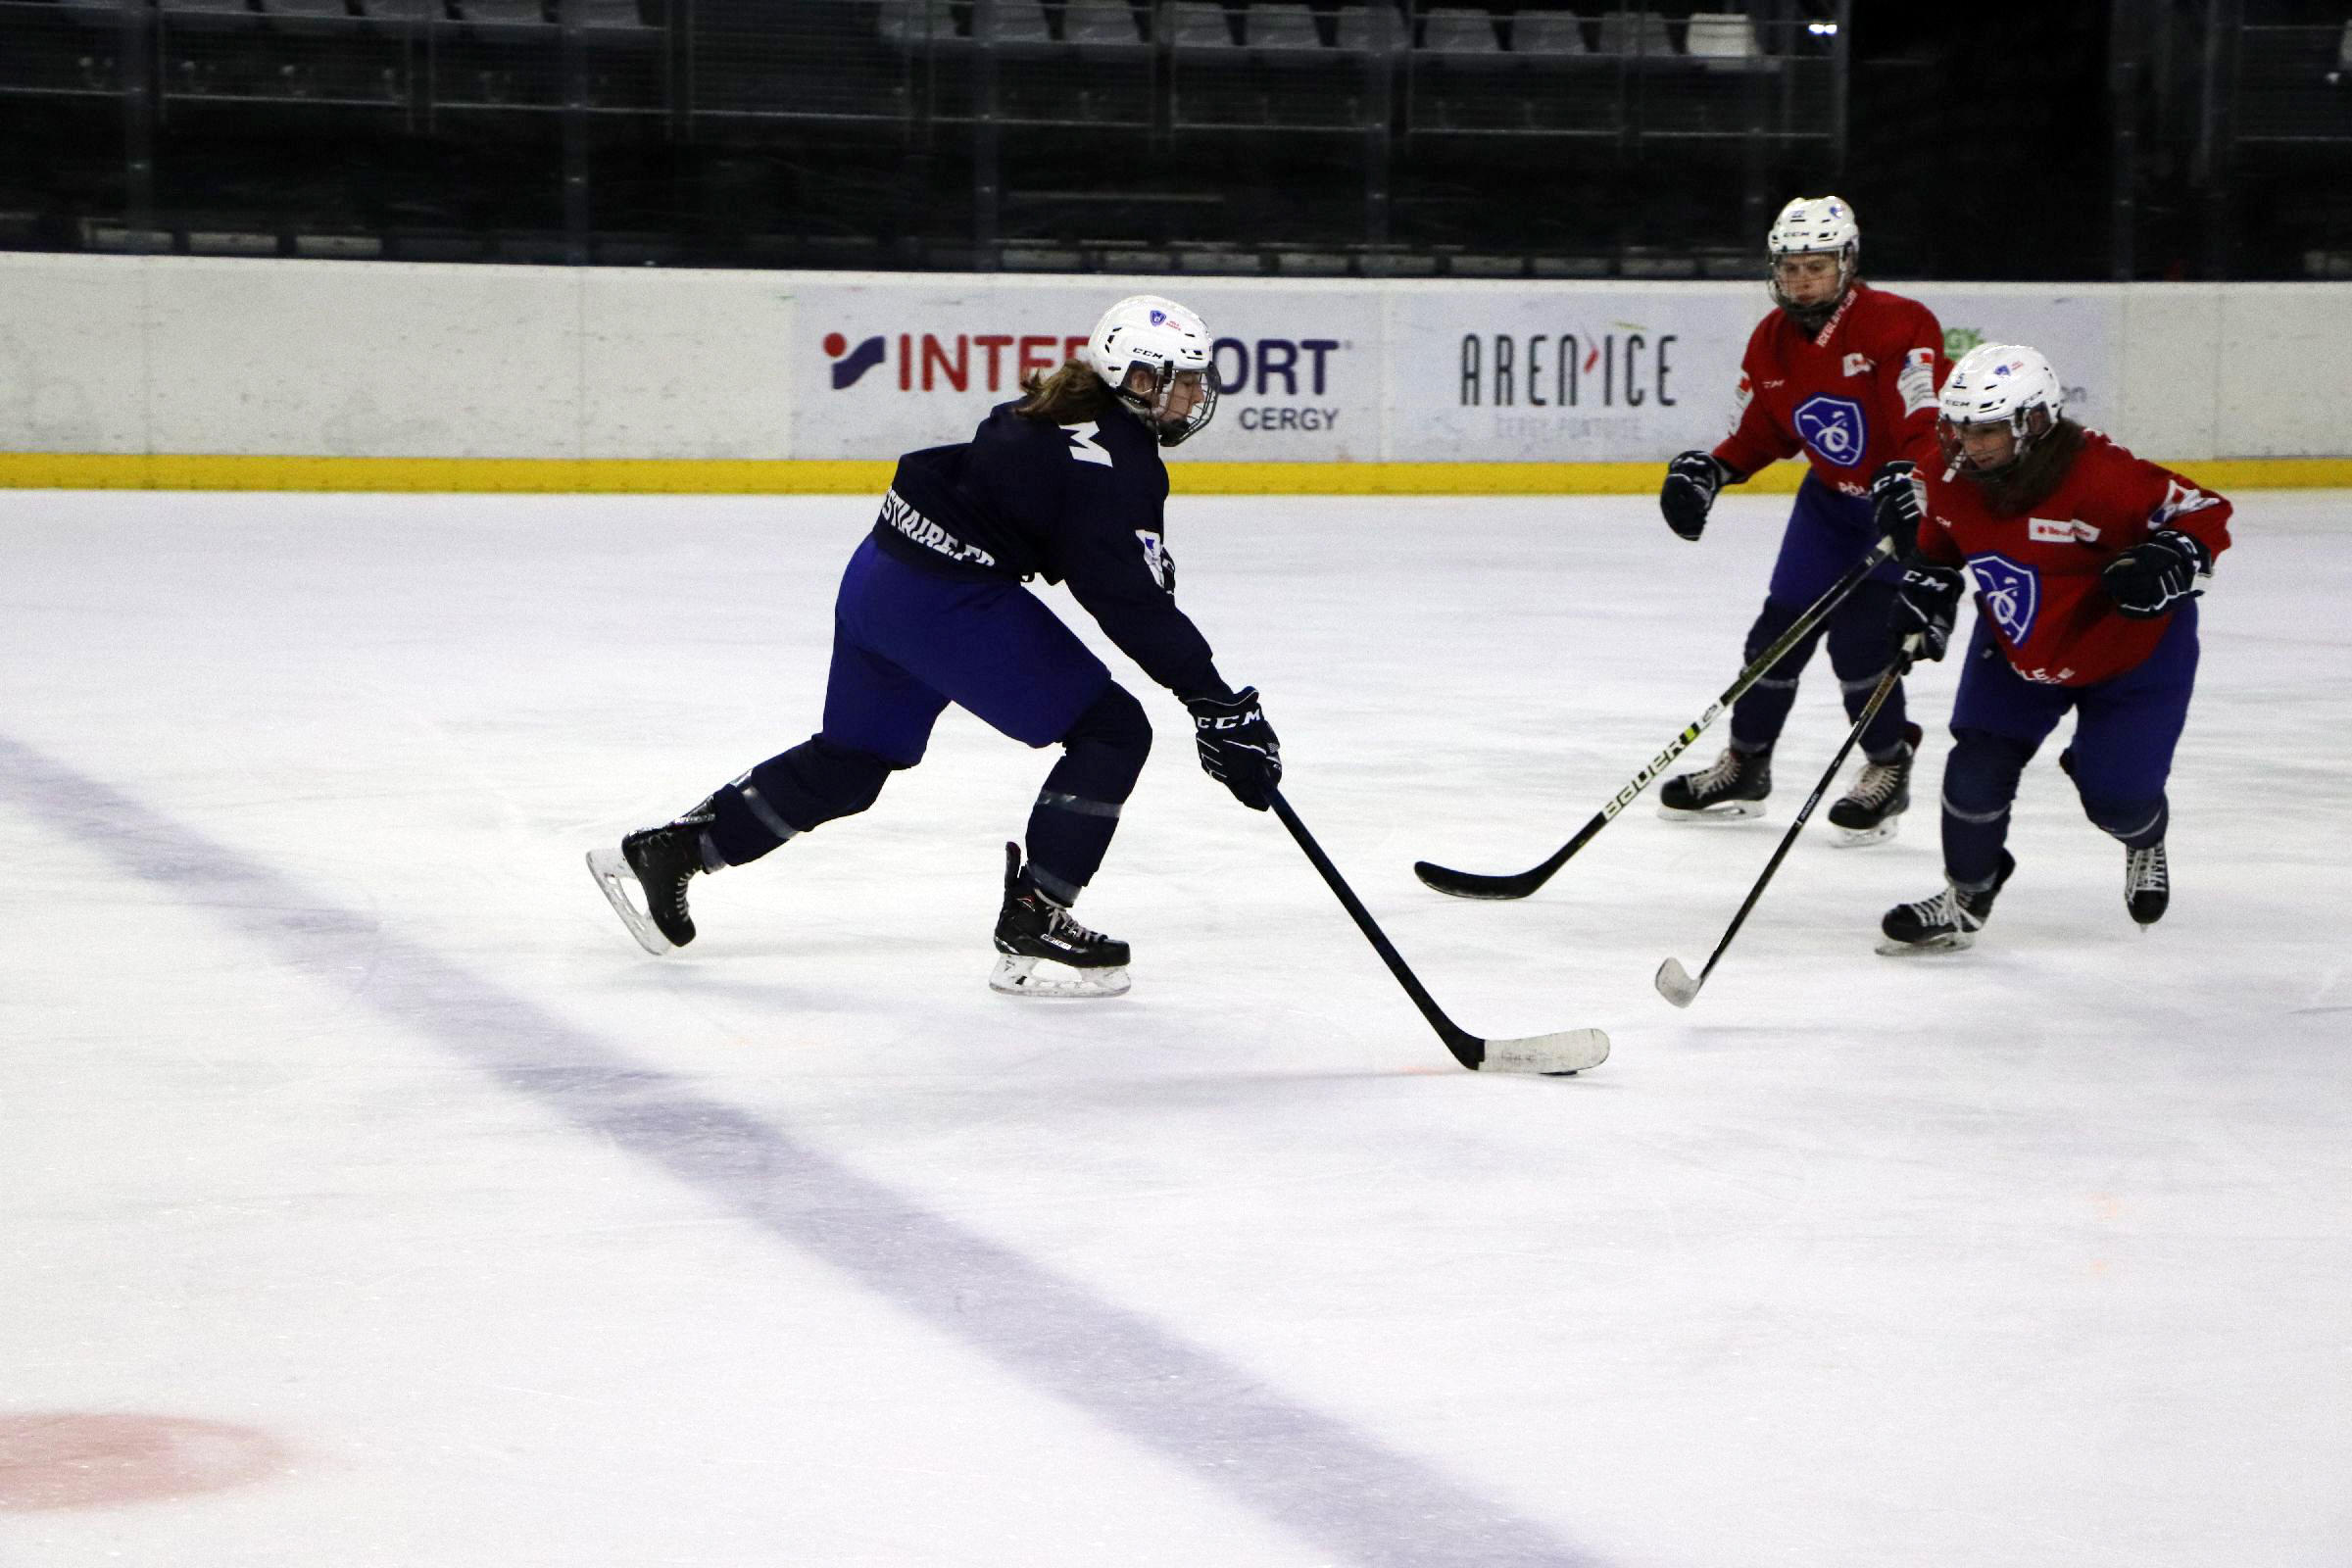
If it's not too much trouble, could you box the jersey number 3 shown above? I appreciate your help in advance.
[1064,421,1115,468]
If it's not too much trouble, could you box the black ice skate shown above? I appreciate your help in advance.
[2125,840,2169,927]
[1658,744,1772,821]
[1877,852,2016,956]
[1827,722,1922,848]
[990,842,1131,999]
[585,804,714,956]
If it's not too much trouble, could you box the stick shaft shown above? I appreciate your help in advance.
[1673,655,1908,999]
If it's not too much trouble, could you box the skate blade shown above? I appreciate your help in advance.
[1874,930,1975,956]
[1656,800,1768,822]
[1829,818,1900,848]
[585,848,674,956]
[989,954,1131,999]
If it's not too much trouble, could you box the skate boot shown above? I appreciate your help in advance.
[1877,853,2015,956]
[1828,722,1922,847]
[1658,744,1772,821]
[990,842,1131,999]
[585,802,715,955]
[2125,840,2169,927]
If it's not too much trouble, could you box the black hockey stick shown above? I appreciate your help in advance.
[1653,638,1916,1008]
[1270,789,1609,1074]
[1414,534,1898,902]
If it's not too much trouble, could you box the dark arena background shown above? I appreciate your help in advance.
[2,1,2349,279]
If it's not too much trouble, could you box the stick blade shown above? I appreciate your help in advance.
[1653,957,1701,1009]
[1477,1028,1610,1076]
[1412,858,1542,902]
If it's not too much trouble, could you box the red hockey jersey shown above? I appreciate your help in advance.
[1713,283,1948,497]
[1916,431,2233,688]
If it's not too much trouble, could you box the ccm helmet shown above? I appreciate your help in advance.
[1766,195,1860,327]
[1937,343,2065,478]
[1084,294,1219,446]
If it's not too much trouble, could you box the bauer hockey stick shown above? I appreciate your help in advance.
[1653,636,1917,1009]
[1270,789,1609,1074]
[1414,534,1899,902]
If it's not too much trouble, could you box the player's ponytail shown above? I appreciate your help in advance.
[1016,359,1114,424]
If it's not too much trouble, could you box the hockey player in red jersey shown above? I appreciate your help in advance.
[1656,195,1949,844]
[1878,342,2232,953]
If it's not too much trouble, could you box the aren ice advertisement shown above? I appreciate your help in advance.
[1384,285,1766,463]
[789,276,1383,463]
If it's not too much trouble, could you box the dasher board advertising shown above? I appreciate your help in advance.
[1384,285,1766,464]
[789,276,1383,463]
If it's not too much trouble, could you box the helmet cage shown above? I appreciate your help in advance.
[1103,357,1221,447]
[1766,242,1858,323]
[1938,405,2054,479]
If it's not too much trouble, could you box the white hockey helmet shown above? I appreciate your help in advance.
[1084,294,1220,446]
[1937,342,2065,477]
[1766,195,1860,323]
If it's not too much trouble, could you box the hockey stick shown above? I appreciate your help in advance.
[1654,637,1916,1008]
[1270,789,1609,1075]
[1414,534,1898,902]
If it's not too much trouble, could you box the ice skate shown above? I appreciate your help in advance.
[2125,840,2169,927]
[989,842,1131,999]
[1827,722,1921,847]
[1877,853,2015,956]
[1657,744,1772,821]
[586,806,713,956]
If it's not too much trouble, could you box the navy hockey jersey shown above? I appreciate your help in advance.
[870,400,1232,701]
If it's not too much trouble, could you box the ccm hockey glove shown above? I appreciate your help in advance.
[1659,451,1730,541]
[1868,460,1925,560]
[1187,687,1281,810]
[2103,528,2209,619]
[1888,558,1964,669]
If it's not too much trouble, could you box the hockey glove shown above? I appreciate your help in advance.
[1888,558,1963,669]
[1659,450,1730,542]
[2102,528,2209,619]
[1868,460,1925,560]
[1187,687,1281,811]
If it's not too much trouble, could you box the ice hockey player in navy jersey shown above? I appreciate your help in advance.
[588,295,1280,998]
[1653,195,1949,844]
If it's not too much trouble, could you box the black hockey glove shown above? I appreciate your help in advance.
[1187,687,1281,810]
[1659,450,1730,542]
[2103,528,2209,620]
[1888,558,1964,669]
[1868,460,1925,560]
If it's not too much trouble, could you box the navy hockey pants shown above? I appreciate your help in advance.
[1938,601,2199,888]
[704,537,1151,904]
[1727,472,1910,760]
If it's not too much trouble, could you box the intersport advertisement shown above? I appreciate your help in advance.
[789,276,1384,463]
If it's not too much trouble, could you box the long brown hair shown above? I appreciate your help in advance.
[1969,416,2087,517]
[1016,359,1115,423]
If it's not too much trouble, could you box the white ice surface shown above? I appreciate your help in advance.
[1,488,2347,1566]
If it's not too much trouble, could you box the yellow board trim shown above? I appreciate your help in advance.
[2,452,2348,494]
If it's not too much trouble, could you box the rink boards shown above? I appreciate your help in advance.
[2,254,2349,489]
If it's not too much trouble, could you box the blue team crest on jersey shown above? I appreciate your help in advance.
[1968,553,2040,644]
[1792,394,1869,467]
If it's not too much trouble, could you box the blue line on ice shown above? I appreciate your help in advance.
[0,731,1608,1568]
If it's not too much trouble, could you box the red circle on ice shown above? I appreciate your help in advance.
[822,332,847,358]
[0,1412,287,1511]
